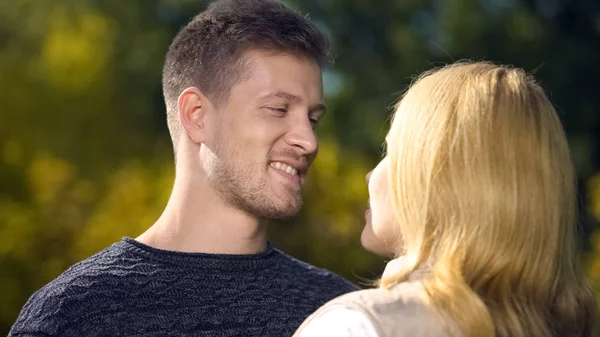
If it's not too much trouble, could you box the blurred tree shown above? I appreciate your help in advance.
[0,0,182,331]
[1,0,600,334]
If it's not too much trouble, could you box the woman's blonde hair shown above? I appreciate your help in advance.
[381,61,599,336]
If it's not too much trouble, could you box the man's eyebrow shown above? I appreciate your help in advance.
[258,91,302,103]
[259,90,327,115]
[310,103,327,116]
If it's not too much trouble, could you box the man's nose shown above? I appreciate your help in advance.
[284,118,318,156]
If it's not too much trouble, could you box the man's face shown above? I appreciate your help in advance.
[201,49,324,220]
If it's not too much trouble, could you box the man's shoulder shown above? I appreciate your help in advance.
[36,241,132,295]
[9,243,129,336]
[273,248,360,292]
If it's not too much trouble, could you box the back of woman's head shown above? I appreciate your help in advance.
[383,62,599,337]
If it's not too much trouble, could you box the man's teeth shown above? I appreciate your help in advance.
[270,162,298,176]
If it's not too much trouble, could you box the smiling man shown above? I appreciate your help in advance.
[9,1,358,336]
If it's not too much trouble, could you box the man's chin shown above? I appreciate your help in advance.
[269,206,302,221]
[259,198,303,221]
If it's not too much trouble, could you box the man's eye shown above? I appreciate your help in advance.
[309,118,319,126]
[268,107,287,113]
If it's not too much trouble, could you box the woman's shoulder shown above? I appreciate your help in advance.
[295,281,458,337]
[314,280,428,314]
[293,306,379,337]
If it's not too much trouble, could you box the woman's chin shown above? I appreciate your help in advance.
[360,227,394,258]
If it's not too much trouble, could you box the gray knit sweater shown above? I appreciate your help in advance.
[9,237,359,336]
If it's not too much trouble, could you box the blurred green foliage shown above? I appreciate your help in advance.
[1,0,600,334]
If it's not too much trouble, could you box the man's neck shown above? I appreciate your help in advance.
[137,169,268,255]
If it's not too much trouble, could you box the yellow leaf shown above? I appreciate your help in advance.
[41,8,114,92]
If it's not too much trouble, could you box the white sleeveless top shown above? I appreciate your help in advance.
[293,258,462,337]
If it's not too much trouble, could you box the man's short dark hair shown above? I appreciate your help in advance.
[162,0,330,149]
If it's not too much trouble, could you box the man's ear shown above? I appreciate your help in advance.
[178,87,208,144]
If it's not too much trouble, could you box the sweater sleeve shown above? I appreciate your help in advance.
[293,308,379,337]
